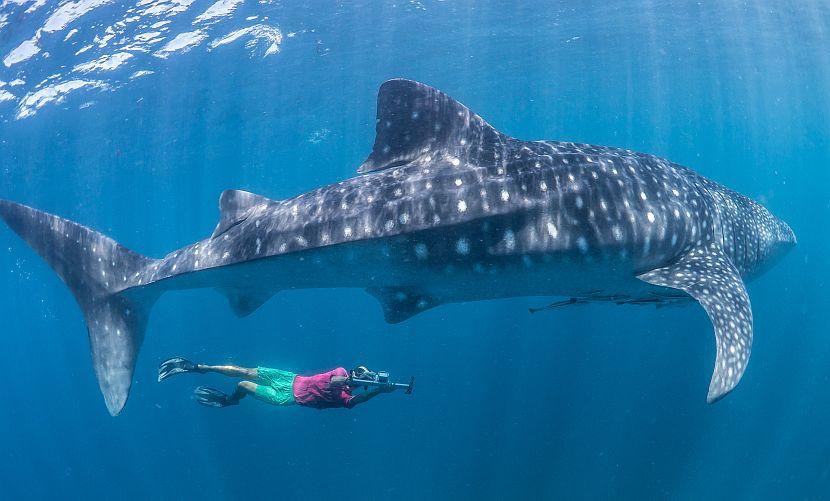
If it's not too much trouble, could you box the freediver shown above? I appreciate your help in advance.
[158,358,406,409]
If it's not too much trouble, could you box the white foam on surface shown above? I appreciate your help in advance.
[0,89,14,102]
[3,36,41,67]
[9,79,25,86]
[194,0,243,24]
[138,0,194,17]
[129,69,153,79]
[153,29,206,58]
[210,24,282,56]
[134,31,162,42]
[16,79,107,118]
[24,0,46,14]
[73,51,133,72]
[64,28,79,41]
[43,0,113,33]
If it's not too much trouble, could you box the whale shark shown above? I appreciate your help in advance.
[0,79,795,415]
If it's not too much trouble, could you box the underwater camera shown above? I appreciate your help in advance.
[350,370,414,394]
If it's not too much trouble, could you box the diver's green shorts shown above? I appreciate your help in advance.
[254,367,297,406]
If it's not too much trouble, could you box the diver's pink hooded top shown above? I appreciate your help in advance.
[293,367,354,409]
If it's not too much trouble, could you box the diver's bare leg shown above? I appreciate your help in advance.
[228,381,258,403]
[197,364,257,379]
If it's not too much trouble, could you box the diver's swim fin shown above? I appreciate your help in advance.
[194,386,238,408]
[158,357,203,382]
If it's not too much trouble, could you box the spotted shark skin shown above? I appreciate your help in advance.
[0,79,796,415]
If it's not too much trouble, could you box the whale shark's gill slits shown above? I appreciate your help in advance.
[211,189,273,239]
[358,79,509,174]
[637,243,753,403]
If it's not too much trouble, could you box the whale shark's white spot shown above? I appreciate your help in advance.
[456,238,470,255]
[539,181,547,191]
[399,213,409,224]
[501,190,510,202]
[640,192,648,201]
[344,226,353,238]
[672,189,680,197]
[384,220,394,231]
[457,200,467,213]
[577,237,589,253]
[425,182,433,190]
[546,221,558,239]
[575,196,584,209]
[612,225,623,241]
[647,211,656,223]
[414,243,428,259]
[504,230,516,251]
[455,178,463,186]
[449,156,460,167]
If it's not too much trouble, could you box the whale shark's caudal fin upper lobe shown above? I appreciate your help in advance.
[0,200,159,416]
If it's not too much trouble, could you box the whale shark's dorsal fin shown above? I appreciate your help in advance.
[358,79,509,173]
[211,189,271,239]
[637,243,753,403]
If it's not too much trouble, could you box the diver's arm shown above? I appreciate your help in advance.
[347,384,396,408]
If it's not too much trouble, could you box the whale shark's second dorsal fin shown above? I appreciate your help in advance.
[211,189,271,239]
[358,79,509,173]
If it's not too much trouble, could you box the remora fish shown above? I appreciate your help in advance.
[0,79,795,415]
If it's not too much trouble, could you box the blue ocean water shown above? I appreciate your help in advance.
[0,1,828,499]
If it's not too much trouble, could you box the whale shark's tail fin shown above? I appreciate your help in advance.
[0,200,159,416]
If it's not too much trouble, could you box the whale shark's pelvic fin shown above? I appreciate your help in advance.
[211,189,271,239]
[637,243,753,403]
[217,286,275,317]
[0,200,160,416]
[358,78,509,174]
[366,287,439,324]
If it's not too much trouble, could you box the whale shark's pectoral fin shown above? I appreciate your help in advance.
[218,287,276,317]
[366,287,439,324]
[637,244,753,403]
[211,190,271,239]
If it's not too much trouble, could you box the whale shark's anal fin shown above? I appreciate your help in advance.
[0,200,160,416]
[637,244,753,403]
[217,287,276,317]
[366,287,439,324]
[211,190,271,239]
[358,79,507,174]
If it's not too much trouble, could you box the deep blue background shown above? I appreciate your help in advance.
[1,1,828,499]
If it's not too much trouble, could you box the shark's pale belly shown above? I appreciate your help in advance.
[162,235,681,310]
